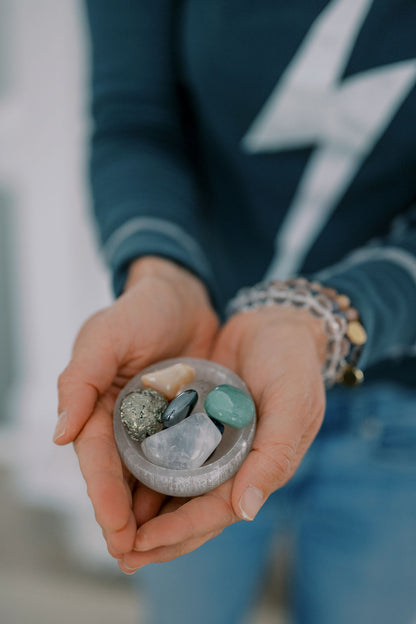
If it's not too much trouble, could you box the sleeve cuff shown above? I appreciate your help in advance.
[313,247,416,369]
[103,217,218,303]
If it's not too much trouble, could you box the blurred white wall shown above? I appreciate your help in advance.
[0,0,114,568]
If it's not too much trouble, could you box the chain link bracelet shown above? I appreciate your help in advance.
[226,278,367,388]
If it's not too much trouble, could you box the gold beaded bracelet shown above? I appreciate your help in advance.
[226,278,367,388]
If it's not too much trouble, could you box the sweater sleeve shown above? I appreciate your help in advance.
[313,206,416,370]
[84,0,215,297]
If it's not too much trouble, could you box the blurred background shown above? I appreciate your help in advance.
[0,1,285,622]
[0,0,138,621]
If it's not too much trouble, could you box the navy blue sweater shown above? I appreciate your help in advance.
[85,0,416,387]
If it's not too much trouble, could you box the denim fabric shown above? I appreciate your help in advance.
[133,382,416,624]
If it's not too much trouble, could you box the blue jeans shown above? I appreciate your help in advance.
[133,382,416,624]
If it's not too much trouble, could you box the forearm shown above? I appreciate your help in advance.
[85,0,215,298]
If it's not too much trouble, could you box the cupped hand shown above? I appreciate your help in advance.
[120,306,327,573]
[54,257,218,567]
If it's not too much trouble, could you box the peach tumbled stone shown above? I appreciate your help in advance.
[141,363,195,400]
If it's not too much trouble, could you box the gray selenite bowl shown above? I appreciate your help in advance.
[113,357,256,497]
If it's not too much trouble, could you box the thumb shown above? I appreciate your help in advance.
[232,434,298,522]
[54,310,118,445]
[230,378,324,521]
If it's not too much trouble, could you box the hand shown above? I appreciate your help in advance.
[120,306,327,572]
[54,257,218,569]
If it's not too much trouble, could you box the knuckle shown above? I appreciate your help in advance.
[220,498,239,526]
[262,441,297,483]
[106,542,119,558]
[180,507,199,537]
[57,364,80,392]
[209,492,239,526]
[57,369,69,390]
[107,539,126,559]
[81,308,107,332]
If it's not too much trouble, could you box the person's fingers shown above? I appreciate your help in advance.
[132,484,166,527]
[231,374,325,521]
[104,513,138,559]
[120,484,235,571]
[119,497,193,572]
[211,311,326,522]
[73,401,137,556]
[55,311,118,444]
[56,281,218,446]
[132,481,236,553]
[55,288,173,447]
[119,532,220,573]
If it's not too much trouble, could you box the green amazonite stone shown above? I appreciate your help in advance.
[204,384,255,428]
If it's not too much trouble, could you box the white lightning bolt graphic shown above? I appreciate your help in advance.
[242,0,416,280]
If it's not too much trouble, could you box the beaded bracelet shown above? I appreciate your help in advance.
[226,278,367,388]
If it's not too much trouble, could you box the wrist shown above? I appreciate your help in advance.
[229,306,328,367]
[227,278,367,387]
[126,256,187,286]
[125,256,214,310]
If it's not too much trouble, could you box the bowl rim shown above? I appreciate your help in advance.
[113,357,256,496]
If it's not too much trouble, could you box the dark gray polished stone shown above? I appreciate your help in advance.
[162,389,198,427]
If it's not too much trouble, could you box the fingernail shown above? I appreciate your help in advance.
[239,485,263,520]
[120,567,137,575]
[119,561,138,575]
[53,411,67,442]
[122,567,138,575]
[133,540,150,552]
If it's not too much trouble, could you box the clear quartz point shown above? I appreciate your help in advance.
[141,412,222,470]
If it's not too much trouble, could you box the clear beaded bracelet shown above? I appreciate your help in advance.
[226,278,367,388]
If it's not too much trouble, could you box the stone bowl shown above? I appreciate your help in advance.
[113,357,256,497]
